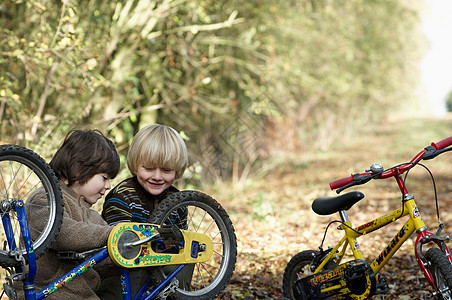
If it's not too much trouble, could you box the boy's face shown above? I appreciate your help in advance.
[136,165,176,196]
[71,173,111,205]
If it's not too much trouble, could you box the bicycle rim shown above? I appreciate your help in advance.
[149,191,237,299]
[0,145,63,266]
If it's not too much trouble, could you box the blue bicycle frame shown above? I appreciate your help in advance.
[3,200,186,300]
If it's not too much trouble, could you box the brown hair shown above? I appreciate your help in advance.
[50,129,120,186]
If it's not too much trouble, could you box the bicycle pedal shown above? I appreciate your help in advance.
[374,275,389,295]
[155,278,179,300]
[3,282,17,300]
[157,225,184,246]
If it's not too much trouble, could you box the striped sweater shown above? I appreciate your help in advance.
[102,176,187,229]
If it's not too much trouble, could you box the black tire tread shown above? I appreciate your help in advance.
[0,145,63,267]
[148,190,237,300]
[425,247,452,299]
[283,250,318,300]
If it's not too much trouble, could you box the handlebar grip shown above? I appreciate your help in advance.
[431,136,452,150]
[329,175,353,190]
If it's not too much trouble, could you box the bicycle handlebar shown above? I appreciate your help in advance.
[431,136,452,150]
[329,173,372,192]
[329,136,452,193]
[329,176,353,190]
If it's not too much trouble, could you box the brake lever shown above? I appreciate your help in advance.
[423,146,452,160]
[423,146,438,160]
[336,174,372,194]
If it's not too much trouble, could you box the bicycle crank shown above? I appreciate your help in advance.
[301,259,376,299]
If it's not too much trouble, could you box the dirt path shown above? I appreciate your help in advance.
[214,116,452,299]
[1,116,450,300]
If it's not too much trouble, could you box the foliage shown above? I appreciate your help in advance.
[0,0,424,185]
[257,0,423,151]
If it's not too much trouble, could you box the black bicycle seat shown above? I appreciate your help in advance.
[312,191,365,215]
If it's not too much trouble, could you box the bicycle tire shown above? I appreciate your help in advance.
[283,250,338,300]
[0,145,63,267]
[148,190,237,300]
[425,247,452,299]
[283,250,316,300]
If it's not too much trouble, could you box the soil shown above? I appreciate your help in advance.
[213,115,452,299]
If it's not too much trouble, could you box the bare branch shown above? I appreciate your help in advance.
[167,10,244,34]
[30,58,59,139]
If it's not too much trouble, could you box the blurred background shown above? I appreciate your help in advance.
[2,0,450,188]
[2,1,452,298]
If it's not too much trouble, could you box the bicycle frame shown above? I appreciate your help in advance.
[282,137,452,299]
[2,200,196,300]
[315,176,452,296]
[317,196,448,270]
[36,249,185,300]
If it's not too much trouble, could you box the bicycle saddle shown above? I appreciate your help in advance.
[312,191,364,215]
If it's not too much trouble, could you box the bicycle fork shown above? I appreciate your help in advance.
[1,200,38,300]
[404,194,452,296]
[414,228,452,294]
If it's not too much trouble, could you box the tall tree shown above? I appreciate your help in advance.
[0,0,423,185]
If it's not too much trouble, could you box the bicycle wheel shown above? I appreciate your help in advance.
[148,190,237,300]
[283,250,338,299]
[425,248,452,299]
[0,145,63,267]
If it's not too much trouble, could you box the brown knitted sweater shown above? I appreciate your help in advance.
[16,181,113,299]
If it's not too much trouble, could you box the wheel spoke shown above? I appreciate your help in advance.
[148,191,236,298]
[0,145,63,267]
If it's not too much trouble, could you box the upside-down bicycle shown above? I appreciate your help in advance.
[283,136,452,299]
[0,144,237,300]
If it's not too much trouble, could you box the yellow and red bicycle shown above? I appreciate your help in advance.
[283,136,452,299]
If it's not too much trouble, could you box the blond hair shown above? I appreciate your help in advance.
[127,124,188,179]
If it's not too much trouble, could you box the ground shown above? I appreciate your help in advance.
[1,116,451,299]
[210,116,452,299]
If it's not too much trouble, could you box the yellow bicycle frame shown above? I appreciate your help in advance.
[305,138,452,298]
[313,196,426,296]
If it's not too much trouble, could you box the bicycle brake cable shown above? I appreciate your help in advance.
[401,161,443,231]
[415,163,442,228]
[319,220,363,251]
[390,160,422,220]
[319,221,340,250]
